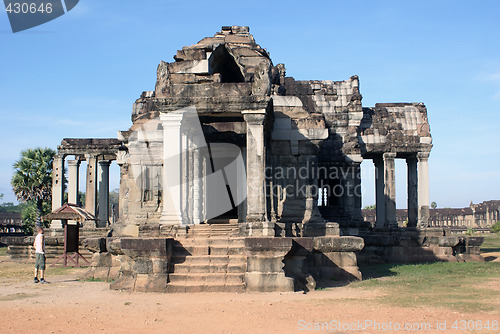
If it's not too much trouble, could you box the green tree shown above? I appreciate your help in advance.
[21,202,39,234]
[63,191,85,206]
[11,147,56,230]
[431,201,437,210]
[491,221,500,234]
[109,188,119,208]
[363,204,376,210]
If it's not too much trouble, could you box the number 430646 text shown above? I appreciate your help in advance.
[5,3,53,14]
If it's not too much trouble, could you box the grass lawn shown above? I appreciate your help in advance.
[481,233,500,253]
[0,253,87,281]
[353,261,500,312]
[0,247,7,257]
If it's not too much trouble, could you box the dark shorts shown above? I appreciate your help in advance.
[35,253,46,270]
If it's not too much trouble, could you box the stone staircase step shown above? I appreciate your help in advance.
[171,255,245,265]
[184,224,240,238]
[173,246,209,256]
[227,263,246,273]
[166,231,246,292]
[165,282,245,293]
[228,256,245,264]
[171,261,246,274]
[168,273,244,284]
[172,246,245,257]
[224,284,245,293]
[227,247,245,255]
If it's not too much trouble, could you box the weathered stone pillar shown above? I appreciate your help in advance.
[373,157,385,229]
[383,152,397,228]
[118,163,129,222]
[417,152,430,227]
[181,133,190,224]
[242,110,267,223]
[343,166,355,218]
[67,159,80,205]
[85,154,98,220]
[238,147,247,223]
[160,113,184,225]
[486,207,491,227]
[50,154,65,228]
[407,156,418,228]
[347,160,363,221]
[97,160,110,227]
[354,168,362,220]
[192,148,202,224]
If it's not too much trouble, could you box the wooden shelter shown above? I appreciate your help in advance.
[44,203,95,266]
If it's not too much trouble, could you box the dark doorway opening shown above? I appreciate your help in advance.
[209,45,245,83]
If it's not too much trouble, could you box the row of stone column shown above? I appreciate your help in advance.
[431,217,466,227]
[373,152,430,229]
[51,155,111,227]
[0,226,24,233]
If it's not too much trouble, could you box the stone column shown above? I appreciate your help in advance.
[238,147,247,223]
[85,154,98,220]
[97,160,110,227]
[407,156,418,228]
[50,155,65,228]
[118,163,129,221]
[192,148,202,224]
[182,133,191,224]
[160,113,184,225]
[355,182,362,221]
[383,152,397,228]
[201,154,208,221]
[350,161,363,221]
[417,152,430,228]
[373,157,385,229]
[343,166,355,219]
[67,159,80,205]
[242,110,267,223]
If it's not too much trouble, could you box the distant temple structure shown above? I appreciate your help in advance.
[363,200,500,230]
[0,212,24,236]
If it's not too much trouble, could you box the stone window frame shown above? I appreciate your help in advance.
[140,162,162,206]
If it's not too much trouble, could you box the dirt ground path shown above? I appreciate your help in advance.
[1,268,498,334]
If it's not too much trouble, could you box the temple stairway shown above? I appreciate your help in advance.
[166,223,247,292]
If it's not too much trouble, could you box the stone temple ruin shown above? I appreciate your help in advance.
[42,26,483,292]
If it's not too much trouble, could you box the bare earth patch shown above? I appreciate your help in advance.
[0,263,498,333]
[2,243,500,334]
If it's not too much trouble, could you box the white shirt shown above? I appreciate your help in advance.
[34,233,45,254]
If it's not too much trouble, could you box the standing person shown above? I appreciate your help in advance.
[33,226,46,283]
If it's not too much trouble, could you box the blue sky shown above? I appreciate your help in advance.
[0,0,499,209]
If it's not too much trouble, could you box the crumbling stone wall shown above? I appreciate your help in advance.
[359,103,432,154]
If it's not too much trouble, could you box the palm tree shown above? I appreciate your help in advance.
[11,148,56,226]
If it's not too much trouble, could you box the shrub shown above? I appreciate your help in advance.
[491,221,500,234]
[465,227,476,236]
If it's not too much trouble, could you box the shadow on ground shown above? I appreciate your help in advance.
[357,263,400,280]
